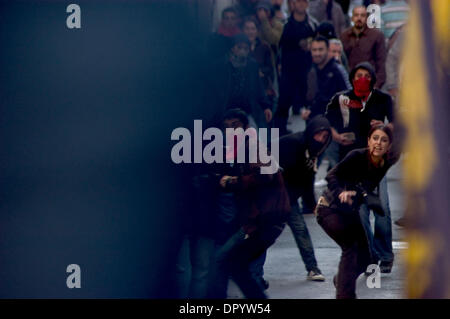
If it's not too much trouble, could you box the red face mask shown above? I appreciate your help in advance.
[353,77,371,98]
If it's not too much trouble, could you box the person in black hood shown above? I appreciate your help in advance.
[325,61,394,161]
[325,61,396,275]
[274,115,332,281]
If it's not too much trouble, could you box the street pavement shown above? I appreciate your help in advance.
[228,114,408,299]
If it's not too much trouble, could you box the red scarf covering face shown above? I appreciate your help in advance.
[218,23,241,37]
[353,77,371,101]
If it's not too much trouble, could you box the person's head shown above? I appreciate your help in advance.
[287,0,295,13]
[367,125,393,159]
[316,21,337,39]
[305,115,332,157]
[313,130,330,144]
[292,0,309,15]
[221,7,238,29]
[243,18,259,43]
[352,6,367,30]
[311,36,329,66]
[230,34,251,64]
[222,108,249,129]
[328,39,343,63]
[256,0,274,18]
[349,62,376,96]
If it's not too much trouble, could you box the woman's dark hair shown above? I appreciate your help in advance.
[222,108,249,128]
[368,124,393,144]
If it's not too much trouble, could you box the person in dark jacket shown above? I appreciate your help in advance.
[242,17,276,104]
[303,36,350,121]
[209,34,273,129]
[276,115,332,281]
[210,109,291,299]
[325,61,396,272]
[340,5,387,88]
[316,124,401,299]
[273,0,318,136]
[207,7,242,62]
[325,61,394,161]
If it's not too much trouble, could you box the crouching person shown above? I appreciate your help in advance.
[210,108,291,299]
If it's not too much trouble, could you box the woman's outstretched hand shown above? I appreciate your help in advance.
[338,190,357,205]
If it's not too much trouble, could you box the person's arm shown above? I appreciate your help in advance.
[385,93,394,123]
[254,64,273,122]
[325,150,360,201]
[259,18,283,47]
[386,121,404,166]
[339,31,351,60]
[260,43,275,81]
[374,31,387,88]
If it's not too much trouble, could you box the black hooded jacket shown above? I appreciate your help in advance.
[325,62,394,159]
[276,116,332,205]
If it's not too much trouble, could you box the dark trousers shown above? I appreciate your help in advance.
[211,223,285,299]
[316,206,372,299]
[273,74,306,136]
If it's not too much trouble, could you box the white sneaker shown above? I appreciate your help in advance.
[307,270,325,281]
[314,179,327,187]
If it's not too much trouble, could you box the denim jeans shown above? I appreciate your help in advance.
[176,235,216,299]
[359,176,394,263]
[249,250,267,290]
[316,206,371,299]
[287,203,319,272]
[318,140,340,170]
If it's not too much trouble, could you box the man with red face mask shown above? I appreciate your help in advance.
[325,61,393,161]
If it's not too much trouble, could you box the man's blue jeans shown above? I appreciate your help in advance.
[176,235,215,299]
[359,176,394,263]
[287,202,319,272]
[318,140,340,170]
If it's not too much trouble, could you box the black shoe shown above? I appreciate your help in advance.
[394,217,407,227]
[379,261,393,273]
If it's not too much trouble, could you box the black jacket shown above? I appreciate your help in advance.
[306,58,350,119]
[325,62,394,159]
[323,145,401,212]
[279,14,318,77]
[277,116,332,205]
[208,56,273,127]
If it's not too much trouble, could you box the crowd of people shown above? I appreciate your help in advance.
[175,0,409,299]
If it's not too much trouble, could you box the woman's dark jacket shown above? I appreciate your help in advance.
[323,142,401,212]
